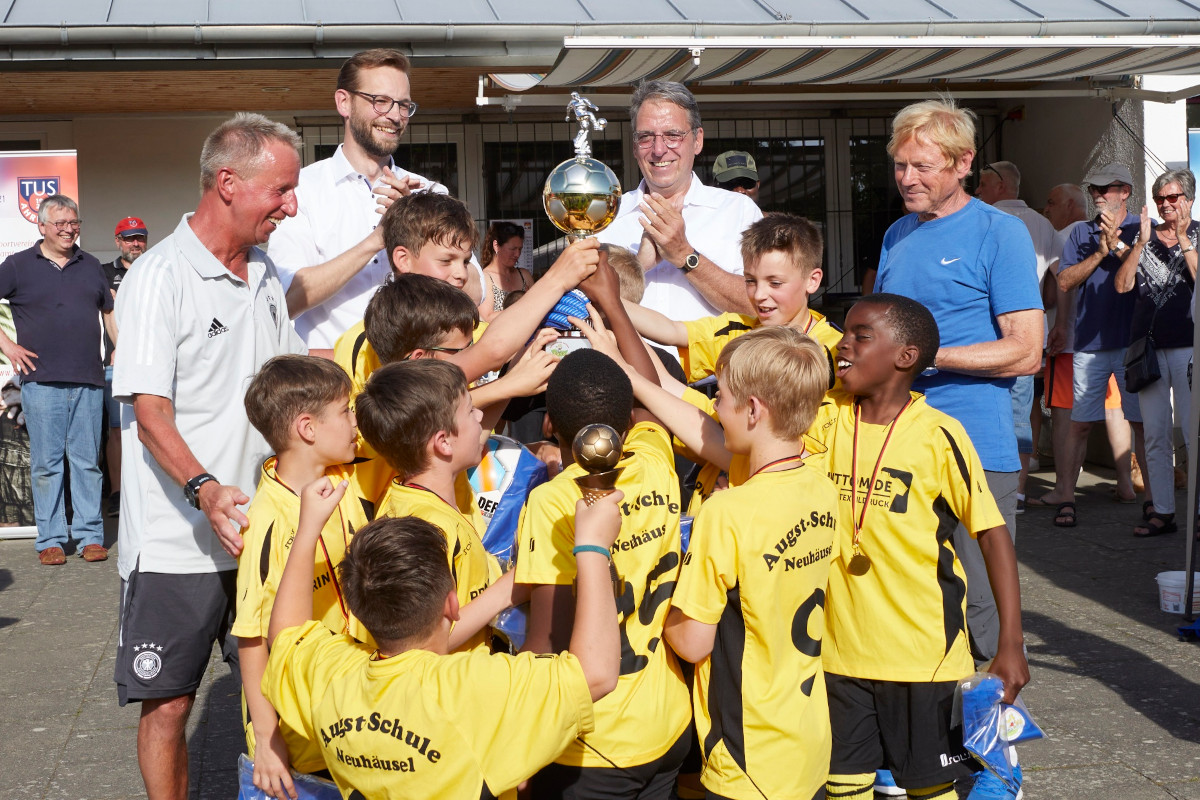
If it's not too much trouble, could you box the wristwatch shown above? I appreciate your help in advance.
[680,251,700,273]
[184,473,218,509]
[1110,239,1128,256]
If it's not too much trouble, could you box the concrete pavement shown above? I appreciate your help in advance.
[1,462,1199,799]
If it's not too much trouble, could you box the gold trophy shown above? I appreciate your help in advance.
[543,93,622,240]
[572,423,624,505]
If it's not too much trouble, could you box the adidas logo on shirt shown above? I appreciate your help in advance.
[207,318,229,338]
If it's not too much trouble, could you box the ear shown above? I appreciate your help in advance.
[391,245,411,273]
[334,88,354,121]
[953,149,975,181]
[805,267,824,294]
[294,411,319,446]
[692,126,704,155]
[895,344,921,371]
[443,589,460,623]
[214,166,238,203]
[746,395,766,427]
[430,428,454,460]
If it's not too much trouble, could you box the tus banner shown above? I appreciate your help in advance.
[0,150,80,377]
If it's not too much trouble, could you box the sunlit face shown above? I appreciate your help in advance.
[447,391,485,472]
[115,234,147,265]
[744,250,822,327]
[633,99,703,198]
[493,235,523,270]
[836,303,905,397]
[1087,181,1131,216]
[1153,181,1191,225]
[892,136,972,221]
[343,66,411,159]
[392,239,473,289]
[230,140,301,246]
[38,204,80,258]
[311,395,358,466]
[713,374,751,455]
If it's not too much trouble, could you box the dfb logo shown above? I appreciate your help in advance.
[18,177,59,223]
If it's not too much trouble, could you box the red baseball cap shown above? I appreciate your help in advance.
[114,217,148,238]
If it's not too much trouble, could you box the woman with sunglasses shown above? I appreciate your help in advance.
[1116,169,1198,537]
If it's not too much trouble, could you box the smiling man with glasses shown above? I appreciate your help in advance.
[271,49,454,359]
[596,80,761,323]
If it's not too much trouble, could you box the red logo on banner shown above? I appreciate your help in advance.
[17,177,59,223]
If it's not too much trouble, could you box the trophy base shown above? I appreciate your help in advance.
[574,468,623,506]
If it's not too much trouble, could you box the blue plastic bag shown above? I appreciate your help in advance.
[237,754,341,800]
[955,672,1045,792]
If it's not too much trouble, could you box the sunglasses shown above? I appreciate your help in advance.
[1088,182,1127,195]
[1153,193,1187,204]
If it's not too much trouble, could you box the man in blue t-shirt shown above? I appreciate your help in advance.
[875,99,1043,672]
[1053,163,1143,530]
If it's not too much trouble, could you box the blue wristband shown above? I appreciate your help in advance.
[573,544,611,559]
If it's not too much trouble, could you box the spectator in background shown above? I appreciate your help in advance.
[102,216,149,519]
[478,221,529,322]
[1115,169,1198,536]
[976,160,1061,512]
[597,80,761,321]
[712,150,760,204]
[0,194,115,565]
[1053,163,1145,528]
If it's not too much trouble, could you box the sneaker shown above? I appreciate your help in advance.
[874,769,905,797]
[1015,496,1026,514]
[967,765,1023,800]
[37,547,66,566]
[81,544,109,562]
[107,491,121,518]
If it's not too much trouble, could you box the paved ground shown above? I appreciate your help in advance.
[2,462,1200,799]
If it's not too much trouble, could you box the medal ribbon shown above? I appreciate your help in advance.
[850,397,913,552]
[750,454,804,479]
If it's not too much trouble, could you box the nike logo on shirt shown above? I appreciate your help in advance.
[940,257,961,265]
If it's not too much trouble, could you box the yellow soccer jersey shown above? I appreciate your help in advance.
[813,393,1004,682]
[515,421,691,769]
[378,480,495,652]
[265,620,595,800]
[233,460,372,771]
[682,310,841,389]
[334,318,490,399]
[673,465,838,800]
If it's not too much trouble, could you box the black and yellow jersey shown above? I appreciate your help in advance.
[515,422,691,769]
[809,393,1004,682]
[334,318,490,398]
[378,480,497,653]
[233,459,372,771]
[264,620,594,800]
[672,463,837,800]
[682,309,841,390]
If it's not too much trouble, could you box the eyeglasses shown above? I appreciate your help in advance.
[1154,192,1187,204]
[47,219,81,231]
[633,130,694,150]
[350,90,418,118]
[1088,183,1126,195]
[982,164,1002,178]
[426,342,471,355]
[120,234,147,242]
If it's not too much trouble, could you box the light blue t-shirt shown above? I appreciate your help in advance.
[876,198,1042,473]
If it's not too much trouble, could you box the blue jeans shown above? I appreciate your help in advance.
[21,382,104,551]
[1009,374,1034,455]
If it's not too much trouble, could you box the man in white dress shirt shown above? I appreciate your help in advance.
[597,81,761,321]
[270,48,452,358]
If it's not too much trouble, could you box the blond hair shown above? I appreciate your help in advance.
[887,98,977,165]
[715,327,827,440]
[601,244,645,303]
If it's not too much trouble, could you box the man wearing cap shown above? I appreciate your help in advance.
[597,80,761,321]
[269,48,452,359]
[102,216,148,518]
[713,150,760,204]
[0,194,115,565]
[1052,163,1145,528]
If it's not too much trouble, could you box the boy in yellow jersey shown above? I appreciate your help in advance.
[623,212,841,388]
[335,190,599,393]
[816,294,1028,800]
[263,474,626,800]
[233,355,370,798]
[516,261,692,799]
[354,359,501,652]
[664,328,838,800]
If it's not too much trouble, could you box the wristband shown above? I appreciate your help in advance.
[573,544,611,559]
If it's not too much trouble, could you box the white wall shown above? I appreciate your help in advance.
[1139,74,1193,211]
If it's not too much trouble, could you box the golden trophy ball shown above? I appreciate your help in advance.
[543,92,622,241]
[572,423,625,505]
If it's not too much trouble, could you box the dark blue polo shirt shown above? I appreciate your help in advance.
[0,240,113,386]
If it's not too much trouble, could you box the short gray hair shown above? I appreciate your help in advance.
[630,80,701,131]
[1053,183,1086,211]
[1152,169,1196,201]
[37,194,78,224]
[987,161,1021,195]
[199,112,302,192]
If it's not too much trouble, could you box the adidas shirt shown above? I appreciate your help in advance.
[113,214,305,577]
[673,465,838,800]
[264,620,594,800]
[811,393,1004,682]
[515,422,691,769]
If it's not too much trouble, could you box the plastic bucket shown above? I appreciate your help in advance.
[1155,572,1200,614]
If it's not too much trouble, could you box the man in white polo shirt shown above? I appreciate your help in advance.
[112,113,305,800]
[270,48,450,358]
[597,80,761,321]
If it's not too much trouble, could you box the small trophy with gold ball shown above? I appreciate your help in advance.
[543,93,622,241]
[572,423,624,505]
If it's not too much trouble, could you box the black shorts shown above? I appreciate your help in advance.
[827,673,978,789]
[115,566,239,706]
[532,728,691,800]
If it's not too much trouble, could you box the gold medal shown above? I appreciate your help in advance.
[848,399,912,579]
[847,551,872,576]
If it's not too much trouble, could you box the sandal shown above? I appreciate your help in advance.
[1134,512,1177,537]
[1143,500,1155,521]
[1054,502,1077,528]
